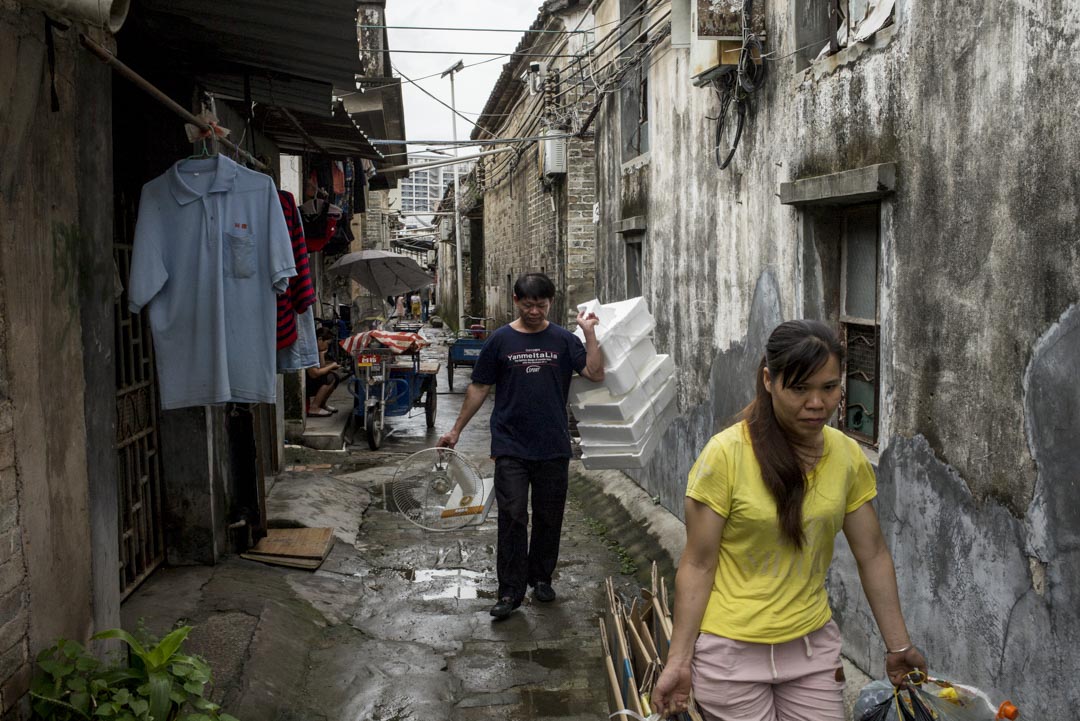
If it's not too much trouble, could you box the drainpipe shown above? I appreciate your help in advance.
[23,0,130,32]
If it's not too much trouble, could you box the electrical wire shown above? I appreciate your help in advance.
[392,64,500,140]
[360,23,590,34]
[350,53,509,95]
[471,0,657,138]
[389,49,582,58]
[370,133,573,145]
[387,1,675,193]
[549,0,661,101]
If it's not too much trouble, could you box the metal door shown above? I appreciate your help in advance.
[114,194,165,598]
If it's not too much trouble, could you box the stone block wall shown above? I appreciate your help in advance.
[565,137,597,315]
[480,134,596,327]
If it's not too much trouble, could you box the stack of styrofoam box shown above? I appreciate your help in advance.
[571,297,676,469]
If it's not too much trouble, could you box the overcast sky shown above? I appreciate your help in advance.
[386,1,545,154]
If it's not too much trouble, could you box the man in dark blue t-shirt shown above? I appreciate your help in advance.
[438,273,604,619]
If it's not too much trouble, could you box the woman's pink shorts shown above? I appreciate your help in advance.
[690,620,846,721]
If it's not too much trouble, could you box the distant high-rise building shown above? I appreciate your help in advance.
[396,154,472,230]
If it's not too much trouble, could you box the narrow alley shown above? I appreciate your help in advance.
[3,0,1078,718]
[119,343,655,721]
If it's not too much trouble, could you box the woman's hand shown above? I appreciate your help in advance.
[886,646,928,687]
[652,662,692,718]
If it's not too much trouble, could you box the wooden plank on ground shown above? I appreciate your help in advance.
[240,527,334,569]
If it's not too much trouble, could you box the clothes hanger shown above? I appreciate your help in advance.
[185,137,214,161]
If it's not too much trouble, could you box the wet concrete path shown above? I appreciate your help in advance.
[122,329,641,721]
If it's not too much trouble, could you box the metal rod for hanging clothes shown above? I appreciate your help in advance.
[377,147,513,175]
[78,34,268,171]
[278,107,329,157]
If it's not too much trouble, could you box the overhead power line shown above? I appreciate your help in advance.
[371,133,573,146]
[360,24,589,34]
[388,49,581,58]
[392,64,498,140]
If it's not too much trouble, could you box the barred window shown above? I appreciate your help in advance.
[839,204,880,444]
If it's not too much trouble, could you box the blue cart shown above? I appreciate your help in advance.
[349,347,439,449]
[446,317,493,391]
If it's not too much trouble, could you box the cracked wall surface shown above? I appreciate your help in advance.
[589,0,1080,712]
[823,305,1080,717]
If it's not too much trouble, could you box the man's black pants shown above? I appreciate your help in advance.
[493,456,569,602]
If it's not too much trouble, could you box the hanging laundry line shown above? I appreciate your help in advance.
[78,34,269,172]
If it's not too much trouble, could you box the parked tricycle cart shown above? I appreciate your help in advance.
[446,316,493,391]
[348,347,439,450]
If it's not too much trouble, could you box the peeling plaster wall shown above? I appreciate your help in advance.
[0,7,120,713]
[592,0,1080,712]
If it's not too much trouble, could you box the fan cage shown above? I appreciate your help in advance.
[387,448,485,532]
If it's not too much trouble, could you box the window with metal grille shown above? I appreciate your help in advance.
[839,204,880,444]
[625,236,643,298]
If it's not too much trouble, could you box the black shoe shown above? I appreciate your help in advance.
[533,582,556,603]
[489,596,520,620]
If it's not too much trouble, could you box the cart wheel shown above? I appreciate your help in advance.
[365,404,383,450]
[447,351,455,391]
[425,377,438,428]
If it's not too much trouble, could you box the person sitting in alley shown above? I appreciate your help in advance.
[437,272,604,620]
[305,327,341,417]
[652,320,926,721]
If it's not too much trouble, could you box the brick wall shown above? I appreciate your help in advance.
[475,8,598,327]
[565,137,597,312]
[480,130,596,327]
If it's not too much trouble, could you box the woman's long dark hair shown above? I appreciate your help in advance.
[743,320,844,548]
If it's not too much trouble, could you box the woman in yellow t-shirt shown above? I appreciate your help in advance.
[653,320,926,721]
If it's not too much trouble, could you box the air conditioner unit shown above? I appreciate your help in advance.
[539,129,567,176]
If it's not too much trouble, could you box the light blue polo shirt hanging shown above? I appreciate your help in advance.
[128,155,297,409]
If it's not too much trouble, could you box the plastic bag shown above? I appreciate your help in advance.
[855,675,1020,721]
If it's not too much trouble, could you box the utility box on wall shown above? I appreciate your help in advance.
[540,128,567,176]
[691,0,766,86]
[695,0,764,39]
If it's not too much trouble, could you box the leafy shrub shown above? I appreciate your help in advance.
[30,626,239,721]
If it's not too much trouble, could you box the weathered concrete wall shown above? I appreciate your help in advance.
[592,0,1080,712]
[0,7,120,714]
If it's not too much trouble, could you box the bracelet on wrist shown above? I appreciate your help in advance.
[885,643,913,655]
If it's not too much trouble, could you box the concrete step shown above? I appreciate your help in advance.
[299,384,352,450]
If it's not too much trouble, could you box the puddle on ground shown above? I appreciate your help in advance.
[508,648,573,669]
[407,569,492,600]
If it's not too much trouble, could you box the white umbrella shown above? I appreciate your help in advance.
[326,250,434,298]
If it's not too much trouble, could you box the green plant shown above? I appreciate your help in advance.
[30,626,239,721]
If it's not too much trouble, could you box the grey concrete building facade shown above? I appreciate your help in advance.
[588,0,1080,713]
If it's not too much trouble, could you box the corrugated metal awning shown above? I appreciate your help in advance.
[127,0,363,117]
[257,103,384,160]
[198,72,334,120]
[118,0,408,186]
[135,0,363,89]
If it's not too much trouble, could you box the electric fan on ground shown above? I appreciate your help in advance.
[387,448,490,531]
